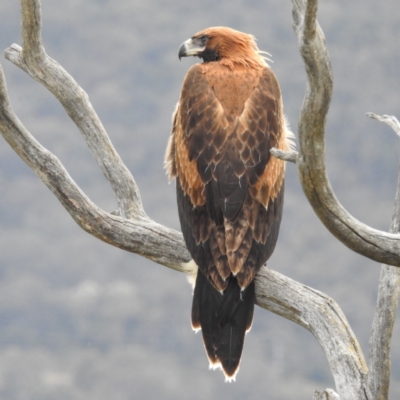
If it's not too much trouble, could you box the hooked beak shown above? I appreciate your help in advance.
[178,38,206,60]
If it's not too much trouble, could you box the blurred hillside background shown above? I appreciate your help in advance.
[1,1,400,399]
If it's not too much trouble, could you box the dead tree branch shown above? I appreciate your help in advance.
[270,147,298,163]
[313,389,341,400]
[6,0,142,219]
[366,114,400,400]
[0,50,365,396]
[256,269,368,399]
[1,0,398,398]
[291,0,400,267]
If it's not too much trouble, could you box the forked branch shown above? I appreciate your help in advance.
[7,0,142,219]
[1,0,396,398]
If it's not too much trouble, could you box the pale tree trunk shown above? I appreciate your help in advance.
[366,114,400,400]
[0,0,399,398]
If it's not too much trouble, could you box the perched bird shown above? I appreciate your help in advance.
[165,27,293,381]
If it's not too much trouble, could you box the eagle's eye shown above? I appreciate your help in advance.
[198,35,209,46]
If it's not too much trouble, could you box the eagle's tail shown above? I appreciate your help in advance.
[191,270,255,381]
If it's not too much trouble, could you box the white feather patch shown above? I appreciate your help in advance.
[181,260,198,290]
[284,115,296,150]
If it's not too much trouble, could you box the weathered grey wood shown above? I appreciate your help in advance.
[270,147,298,163]
[367,113,400,138]
[0,63,190,271]
[0,55,368,398]
[291,0,400,267]
[367,114,400,400]
[313,389,341,400]
[4,0,143,220]
[256,268,368,399]
[0,0,397,398]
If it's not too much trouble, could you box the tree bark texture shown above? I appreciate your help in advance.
[291,0,400,267]
[367,114,400,400]
[0,0,399,398]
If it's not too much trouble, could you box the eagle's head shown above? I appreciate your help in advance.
[178,27,268,69]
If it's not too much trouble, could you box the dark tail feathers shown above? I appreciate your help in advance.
[191,270,255,381]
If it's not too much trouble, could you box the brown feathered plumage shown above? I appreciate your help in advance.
[165,27,293,381]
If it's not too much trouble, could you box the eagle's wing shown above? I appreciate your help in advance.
[166,63,285,289]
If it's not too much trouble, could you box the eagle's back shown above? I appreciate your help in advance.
[165,60,289,379]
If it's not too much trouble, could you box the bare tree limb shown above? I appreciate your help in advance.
[313,389,341,400]
[367,114,400,400]
[4,0,142,220]
[0,63,190,271]
[0,54,367,397]
[291,0,400,267]
[256,268,369,400]
[366,113,400,138]
[270,147,298,163]
[1,0,395,398]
